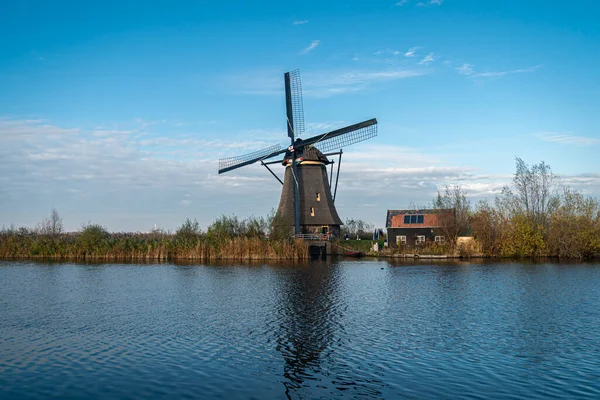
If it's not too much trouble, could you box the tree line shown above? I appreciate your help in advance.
[433,157,600,259]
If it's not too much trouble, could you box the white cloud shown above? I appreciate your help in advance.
[537,132,600,146]
[404,47,418,57]
[302,69,428,97]
[398,0,443,6]
[300,40,320,54]
[419,52,435,65]
[92,129,134,137]
[457,63,541,78]
[457,63,474,75]
[5,118,595,231]
[231,67,428,97]
[0,118,291,231]
[374,48,411,57]
[293,20,308,25]
[417,0,444,6]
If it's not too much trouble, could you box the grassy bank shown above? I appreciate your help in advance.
[0,216,309,261]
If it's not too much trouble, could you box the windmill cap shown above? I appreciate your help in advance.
[283,146,330,164]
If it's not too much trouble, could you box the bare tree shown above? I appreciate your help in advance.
[433,184,471,244]
[37,208,64,235]
[471,200,503,256]
[497,157,559,229]
[50,209,63,234]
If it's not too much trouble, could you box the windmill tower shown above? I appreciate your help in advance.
[218,70,377,238]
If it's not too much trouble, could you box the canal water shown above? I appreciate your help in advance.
[1,260,600,399]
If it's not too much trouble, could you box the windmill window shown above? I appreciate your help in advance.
[396,235,407,245]
[310,207,315,217]
[435,236,445,244]
[416,235,425,244]
[316,193,321,201]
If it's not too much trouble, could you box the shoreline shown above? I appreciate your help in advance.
[1,253,597,263]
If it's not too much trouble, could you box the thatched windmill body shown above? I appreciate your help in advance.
[218,70,377,238]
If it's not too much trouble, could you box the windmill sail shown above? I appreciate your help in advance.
[218,144,285,174]
[302,118,378,153]
[288,69,305,138]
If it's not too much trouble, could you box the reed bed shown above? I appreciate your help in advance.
[0,215,310,261]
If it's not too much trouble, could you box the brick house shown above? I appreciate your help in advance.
[385,209,454,248]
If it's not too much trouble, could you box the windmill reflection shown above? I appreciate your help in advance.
[272,262,339,398]
[272,262,384,399]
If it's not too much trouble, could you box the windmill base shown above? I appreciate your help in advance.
[308,242,330,260]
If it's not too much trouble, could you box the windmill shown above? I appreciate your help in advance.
[218,70,377,238]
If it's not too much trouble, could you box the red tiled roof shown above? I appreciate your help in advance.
[385,209,454,228]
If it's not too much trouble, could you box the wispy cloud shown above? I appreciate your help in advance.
[419,52,435,65]
[457,63,541,78]
[457,63,474,75]
[404,47,418,57]
[300,40,320,54]
[398,0,443,5]
[417,0,444,6]
[374,48,418,58]
[231,67,428,97]
[293,20,308,25]
[301,68,428,96]
[537,132,600,146]
[372,47,424,61]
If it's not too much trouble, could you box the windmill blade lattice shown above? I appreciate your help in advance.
[218,144,284,174]
[288,69,305,138]
[307,119,378,153]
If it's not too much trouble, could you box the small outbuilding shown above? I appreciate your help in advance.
[385,209,454,248]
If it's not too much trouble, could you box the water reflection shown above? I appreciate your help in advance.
[271,261,385,399]
[270,261,339,398]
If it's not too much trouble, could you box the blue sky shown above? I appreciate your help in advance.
[1,0,599,231]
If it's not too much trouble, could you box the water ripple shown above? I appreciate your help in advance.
[1,260,600,399]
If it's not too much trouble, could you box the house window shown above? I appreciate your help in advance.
[416,235,425,245]
[403,215,425,224]
[310,207,315,217]
[396,235,407,245]
[435,236,445,244]
[316,193,321,201]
